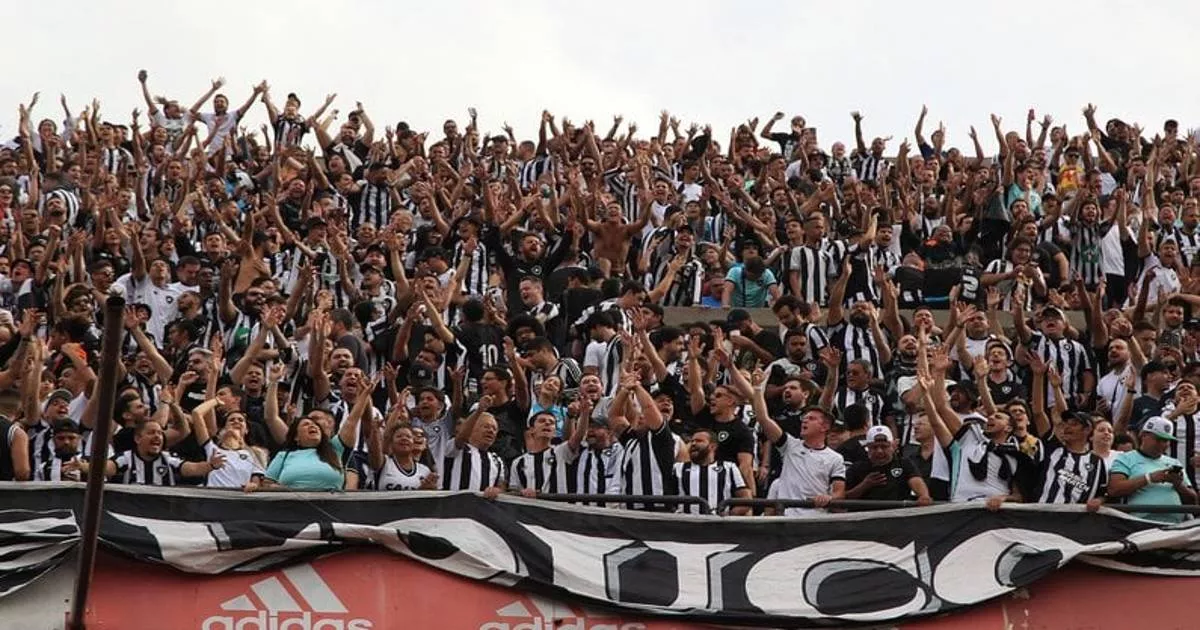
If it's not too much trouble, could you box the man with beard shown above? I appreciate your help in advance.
[672,429,751,515]
[494,227,575,314]
[686,347,756,496]
[571,398,625,506]
[1096,338,1143,419]
[765,330,820,404]
[218,262,268,365]
[42,419,85,482]
[76,418,225,486]
[845,426,932,504]
[826,268,894,381]
[1108,417,1198,523]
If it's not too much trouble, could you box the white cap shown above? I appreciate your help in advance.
[866,425,894,443]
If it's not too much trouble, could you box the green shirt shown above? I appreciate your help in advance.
[1110,449,1186,523]
[265,437,346,491]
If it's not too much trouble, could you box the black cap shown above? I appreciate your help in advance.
[51,419,82,434]
[286,92,301,105]
[948,381,980,400]
[305,216,327,230]
[359,262,382,275]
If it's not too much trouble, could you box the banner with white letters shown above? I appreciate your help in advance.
[3,483,1200,627]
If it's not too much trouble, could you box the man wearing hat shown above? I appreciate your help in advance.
[25,388,75,481]
[43,419,86,482]
[1014,302,1094,409]
[645,212,705,307]
[1108,417,1198,523]
[845,425,932,504]
[262,86,335,150]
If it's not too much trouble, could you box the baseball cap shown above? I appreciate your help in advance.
[866,425,894,443]
[1141,417,1179,442]
[1041,305,1065,320]
[51,419,82,434]
[46,389,74,407]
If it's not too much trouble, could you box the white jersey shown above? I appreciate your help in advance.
[203,440,265,489]
[771,434,846,517]
[120,274,183,344]
[375,457,433,491]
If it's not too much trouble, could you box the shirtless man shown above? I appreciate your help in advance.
[585,180,652,277]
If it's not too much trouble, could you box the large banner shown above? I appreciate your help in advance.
[4,483,1200,627]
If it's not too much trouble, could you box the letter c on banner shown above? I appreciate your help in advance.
[746,541,933,621]
[932,528,1081,604]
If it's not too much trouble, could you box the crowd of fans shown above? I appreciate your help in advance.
[1,72,1199,522]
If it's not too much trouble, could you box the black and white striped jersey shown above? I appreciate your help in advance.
[829,322,888,381]
[588,336,624,397]
[273,116,310,149]
[602,168,639,224]
[853,154,888,183]
[509,442,577,494]
[1167,410,1200,488]
[527,357,583,405]
[99,145,134,175]
[650,255,706,307]
[26,421,53,482]
[111,451,185,486]
[440,442,506,491]
[519,155,553,192]
[1035,434,1107,504]
[350,180,392,231]
[41,188,82,228]
[450,240,491,297]
[833,387,887,426]
[1068,220,1103,287]
[1027,332,1093,407]
[573,442,625,505]
[620,423,678,509]
[673,460,746,514]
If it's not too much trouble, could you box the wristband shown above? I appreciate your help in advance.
[1145,473,1154,486]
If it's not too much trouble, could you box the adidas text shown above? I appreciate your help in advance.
[202,611,373,630]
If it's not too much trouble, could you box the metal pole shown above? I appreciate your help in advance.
[67,295,126,630]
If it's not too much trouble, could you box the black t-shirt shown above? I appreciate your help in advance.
[1130,394,1167,430]
[689,410,754,465]
[1034,241,1065,289]
[487,398,527,463]
[987,376,1027,406]
[845,455,920,501]
[453,322,506,382]
[901,443,950,501]
[837,438,869,467]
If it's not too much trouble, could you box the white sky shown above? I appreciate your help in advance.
[7,0,1200,154]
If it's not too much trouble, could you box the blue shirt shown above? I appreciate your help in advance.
[1110,449,1187,523]
[724,266,777,308]
[265,437,346,491]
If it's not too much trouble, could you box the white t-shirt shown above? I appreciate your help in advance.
[204,440,266,488]
[1097,365,1138,416]
[120,273,183,342]
[772,434,846,517]
[1099,223,1126,276]
[198,111,240,155]
[949,420,1015,502]
[1126,254,1181,308]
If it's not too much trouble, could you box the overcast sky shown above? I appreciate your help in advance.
[7,0,1199,154]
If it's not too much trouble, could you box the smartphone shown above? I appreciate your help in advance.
[1169,465,1183,474]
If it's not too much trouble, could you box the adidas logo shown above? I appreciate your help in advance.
[202,564,373,630]
[479,595,646,630]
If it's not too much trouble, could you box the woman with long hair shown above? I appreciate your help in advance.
[190,397,267,489]
[372,424,437,491]
[250,414,344,491]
